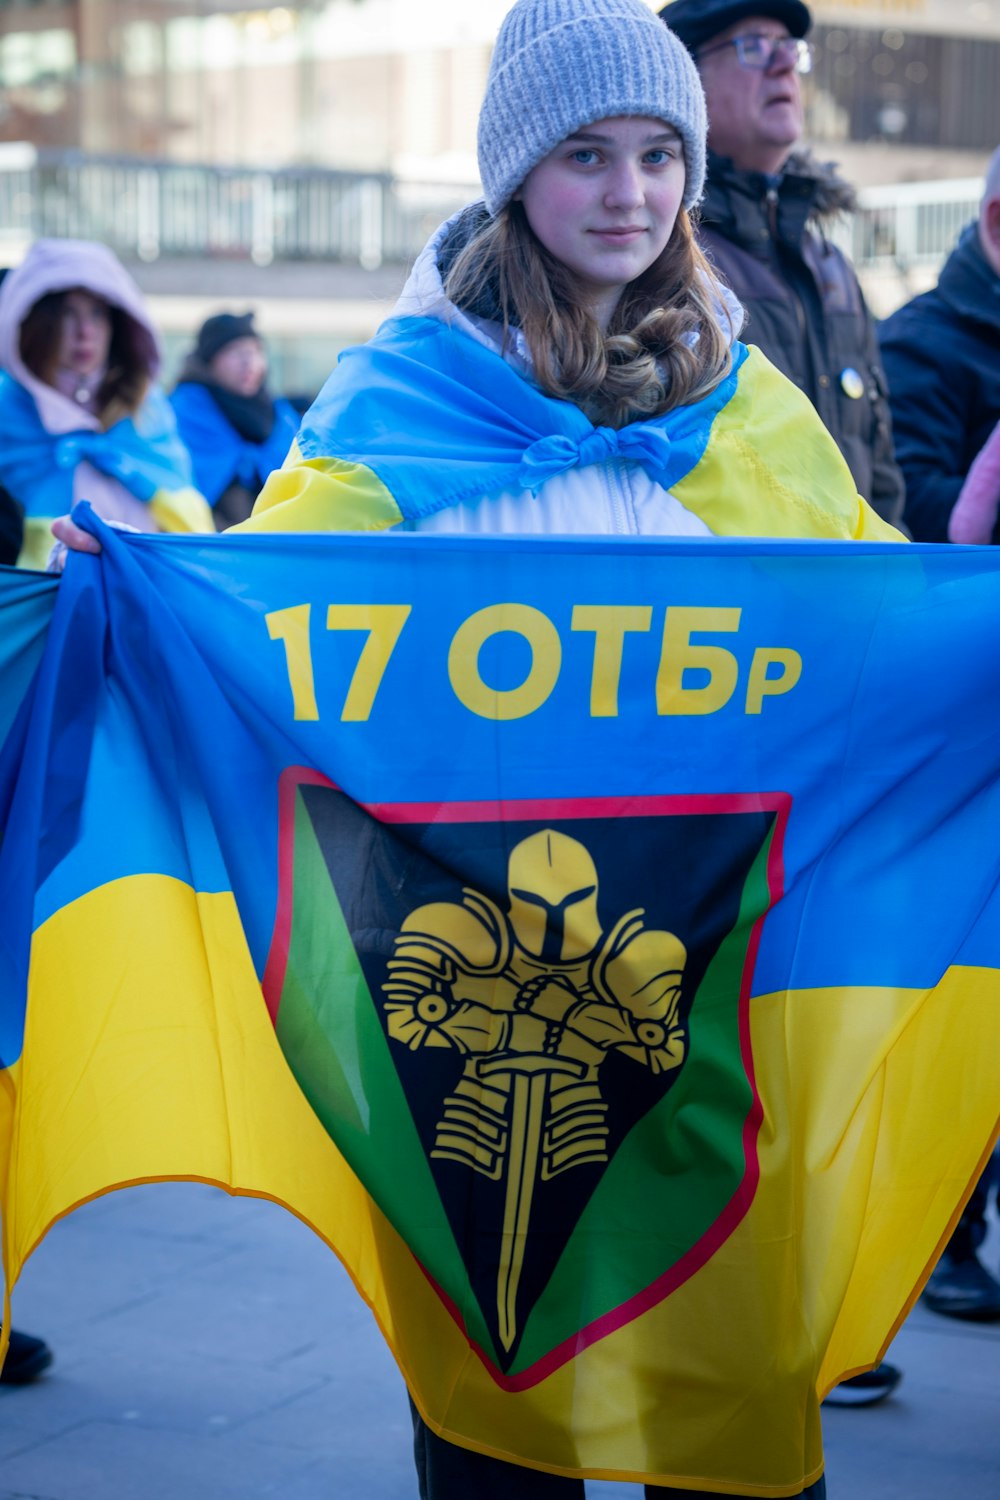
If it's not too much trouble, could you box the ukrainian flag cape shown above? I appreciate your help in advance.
[0,379,214,569]
[0,377,200,520]
[2,514,999,1495]
[244,316,897,542]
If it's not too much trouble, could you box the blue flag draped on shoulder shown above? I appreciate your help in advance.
[1,514,999,1496]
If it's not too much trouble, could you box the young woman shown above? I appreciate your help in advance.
[169,310,300,529]
[0,238,211,569]
[57,1,897,559]
[236,5,897,1497]
[51,3,900,1492]
[226,16,897,552]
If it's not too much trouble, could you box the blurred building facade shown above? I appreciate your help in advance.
[0,0,997,377]
[1,0,998,182]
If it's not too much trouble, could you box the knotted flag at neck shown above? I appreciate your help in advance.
[294,314,747,521]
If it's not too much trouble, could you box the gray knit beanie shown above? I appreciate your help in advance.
[478,0,707,216]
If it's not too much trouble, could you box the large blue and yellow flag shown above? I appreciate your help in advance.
[2,514,1000,1496]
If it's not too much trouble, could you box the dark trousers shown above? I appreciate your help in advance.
[946,1150,999,1259]
[411,1405,827,1499]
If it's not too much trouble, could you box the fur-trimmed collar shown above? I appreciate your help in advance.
[702,148,857,231]
[780,149,857,219]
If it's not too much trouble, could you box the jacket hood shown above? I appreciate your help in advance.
[702,148,857,230]
[0,238,161,434]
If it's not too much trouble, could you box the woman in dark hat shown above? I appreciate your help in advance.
[170,311,300,529]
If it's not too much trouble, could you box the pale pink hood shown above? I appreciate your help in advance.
[0,237,161,436]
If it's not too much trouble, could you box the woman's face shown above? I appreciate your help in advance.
[516,116,687,329]
[209,336,267,397]
[56,289,113,376]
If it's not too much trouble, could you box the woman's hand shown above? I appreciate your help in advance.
[51,514,102,556]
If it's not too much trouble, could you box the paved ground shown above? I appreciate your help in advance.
[1,1181,998,1499]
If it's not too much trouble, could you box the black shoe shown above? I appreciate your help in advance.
[922,1251,1000,1321]
[0,1328,53,1386]
[822,1361,902,1408]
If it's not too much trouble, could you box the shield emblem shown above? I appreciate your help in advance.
[264,772,787,1384]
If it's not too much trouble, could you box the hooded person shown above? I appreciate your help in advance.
[169,311,300,529]
[0,239,212,569]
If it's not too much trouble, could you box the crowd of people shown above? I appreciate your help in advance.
[0,262,297,569]
[2,0,1000,1494]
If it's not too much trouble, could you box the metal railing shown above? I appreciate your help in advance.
[0,143,478,269]
[837,176,982,272]
[0,143,983,277]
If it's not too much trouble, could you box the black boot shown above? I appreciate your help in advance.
[822,1361,902,1407]
[922,1250,1000,1321]
[0,1328,54,1385]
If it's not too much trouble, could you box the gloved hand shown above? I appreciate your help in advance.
[948,420,1000,544]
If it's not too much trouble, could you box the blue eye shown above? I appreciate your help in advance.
[570,149,599,165]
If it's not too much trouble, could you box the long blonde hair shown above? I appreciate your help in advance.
[444,203,733,429]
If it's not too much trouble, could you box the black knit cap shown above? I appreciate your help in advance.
[659,0,811,52]
[195,310,258,364]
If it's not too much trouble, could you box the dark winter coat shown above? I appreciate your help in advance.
[697,150,905,530]
[878,225,1000,543]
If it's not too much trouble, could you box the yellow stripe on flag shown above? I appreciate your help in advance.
[672,347,903,542]
[236,440,405,534]
[4,874,999,1494]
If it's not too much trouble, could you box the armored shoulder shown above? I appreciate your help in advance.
[397,890,509,974]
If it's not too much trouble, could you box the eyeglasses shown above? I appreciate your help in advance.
[696,34,813,74]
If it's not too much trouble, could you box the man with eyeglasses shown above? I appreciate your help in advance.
[661,0,906,1412]
[660,0,905,535]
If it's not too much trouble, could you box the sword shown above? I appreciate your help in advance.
[479,1052,583,1352]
